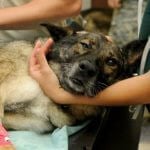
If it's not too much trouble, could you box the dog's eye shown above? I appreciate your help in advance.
[80,42,92,49]
[105,58,118,66]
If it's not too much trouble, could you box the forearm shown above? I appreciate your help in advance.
[47,72,150,106]
[0,0,81,29]
[97,72,150,106]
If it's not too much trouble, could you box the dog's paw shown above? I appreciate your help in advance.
[52,114,76,128]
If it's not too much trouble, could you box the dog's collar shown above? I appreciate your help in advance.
[61,105,69,109]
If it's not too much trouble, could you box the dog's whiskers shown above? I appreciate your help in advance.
[97,81,108,88]
[62,64,72,70]
[86,82,101,96]
[86,80,109,96]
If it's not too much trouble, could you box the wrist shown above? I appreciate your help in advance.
[39,77,73,104]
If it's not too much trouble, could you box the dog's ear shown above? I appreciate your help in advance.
[41,23,71,42]
[122,40,147,74]
[41,21,84,42]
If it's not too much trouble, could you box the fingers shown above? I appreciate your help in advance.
[29,38,53,70]
[35,40,42,49]
[115,0,121,8]
[29,42,40,68]
[108,0,121,8]
[35,47,49,68]
[35,39,53,68]
[41,38,54,54]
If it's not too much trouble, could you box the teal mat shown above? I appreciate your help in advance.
[9,121,90,150]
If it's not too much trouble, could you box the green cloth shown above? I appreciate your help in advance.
[139,0,150,72]
[139,0,150,40]
[144,52,150,72]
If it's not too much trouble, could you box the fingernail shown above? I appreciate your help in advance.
[36,40,42,47]
[48,38,54,43]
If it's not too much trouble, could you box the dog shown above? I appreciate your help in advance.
[0,25,146,138]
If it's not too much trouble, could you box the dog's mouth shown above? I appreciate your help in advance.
[63,76,101,97]
[65,76,85,95]
[70,77,83,86]
[59,64,102,97]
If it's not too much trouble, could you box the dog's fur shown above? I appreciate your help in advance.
[0,25,146,133]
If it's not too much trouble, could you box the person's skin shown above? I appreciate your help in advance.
[107,0,122,8]
[29,39,150,106]
[0,0,82,29]
[92,0,121,9]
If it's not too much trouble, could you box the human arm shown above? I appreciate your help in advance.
[0,0,81,29]
[29,39,150,106]
[42,72,150,106]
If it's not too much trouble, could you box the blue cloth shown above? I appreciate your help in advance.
[8,121,90,150]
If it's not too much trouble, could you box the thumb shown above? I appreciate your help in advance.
[36,47,49,68]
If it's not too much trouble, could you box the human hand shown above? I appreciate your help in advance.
[107,0,122,8]
[29,38,60,96]
[29,38,53,80]
[29,38,86,104]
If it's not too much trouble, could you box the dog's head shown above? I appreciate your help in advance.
[49,32,125,97]
[46,25,145,97]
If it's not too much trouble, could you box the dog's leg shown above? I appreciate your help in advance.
[0,98,15,150]
[48,104,75,128]
[0,98,4,123]
[2,113,54,133]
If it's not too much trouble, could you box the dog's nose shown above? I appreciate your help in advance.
[78,60,96,77]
